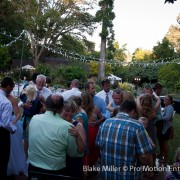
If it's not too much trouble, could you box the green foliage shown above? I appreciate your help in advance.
[0,47,11,70]
[60,35,86,55]
[112,65,130,82]
[132,48,153,61]
[88,61,112,76]
[88,62,98,76]
[158,63,180,92]
[96,0,115,80]
[166,23,180,54]
[88,51,100,59]
[2,0,96,66]
[35,63,51,76]
[96,0,115,39]
[118,82,135,93]
[95,84,101,93]
[55,65,87,84]
[112,62,162,84]
[113,42,127,61]
[0,1,27,59]
[152,37,176,59]
[0,0,24,33]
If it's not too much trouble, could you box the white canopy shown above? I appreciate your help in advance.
[108,74,122,81]
[22,64,35,70]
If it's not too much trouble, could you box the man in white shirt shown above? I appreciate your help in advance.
[35,74,52,100]
[96,79,113,106]
[0,77,17,178]
[62,79,81,100]
[20,74,52,110]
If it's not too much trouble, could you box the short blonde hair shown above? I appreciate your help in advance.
[26,85,36,101]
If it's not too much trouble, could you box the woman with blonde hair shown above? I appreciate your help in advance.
[20,85,42,157]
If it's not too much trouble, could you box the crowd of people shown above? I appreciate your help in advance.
[0,75,179,180]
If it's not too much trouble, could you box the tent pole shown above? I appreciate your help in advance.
[17,38,25,101]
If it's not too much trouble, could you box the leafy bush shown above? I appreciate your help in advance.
[35,63,51,76]
[0,47,11,71]
[54,65,87,86]
[118,82,135,93]
[158,63,180,93]
[88,62,112,76]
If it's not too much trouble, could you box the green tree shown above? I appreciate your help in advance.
[112,65,130,82]
[88,61,112,77]
[113,42,127,61]
[60,35,86,55]
[10,0,96,67]
[35,63,51,76]
[152,37,176,59]
[60,65,87,82]
[166,14,180,54]
[0,47,11,71]
[96,0,115,80]
[158,63,180,92]
[0,0,24,35]
[132,48,153,61]
[127,62,164,84]
[0,0,28,60]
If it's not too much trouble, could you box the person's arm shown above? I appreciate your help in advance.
[161,106,174,121]
[100,98,108,119]
[136,125,153,165]
[75,115,83,125]
[11,96,21,124]
[153,94,161,113]
[106,101,114,112]
[96,107,105,126]
[68,124,85,153]
[2,102,17,133]
[148,137,155,148]
[95,125,101,148]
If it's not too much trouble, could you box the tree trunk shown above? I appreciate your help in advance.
[98,36,106,81]
[33,46,45,67]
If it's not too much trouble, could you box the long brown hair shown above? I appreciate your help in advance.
[81,91,94,118]
[141,93,154,119]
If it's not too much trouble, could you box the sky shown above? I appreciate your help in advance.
[89,0,180,54]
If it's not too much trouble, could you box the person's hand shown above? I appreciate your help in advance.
[22,102,32,109]
[39,95,45,103]
[68,125,79,137]
[137,95,143,101]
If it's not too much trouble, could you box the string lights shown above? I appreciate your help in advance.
[0,30,180,67]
